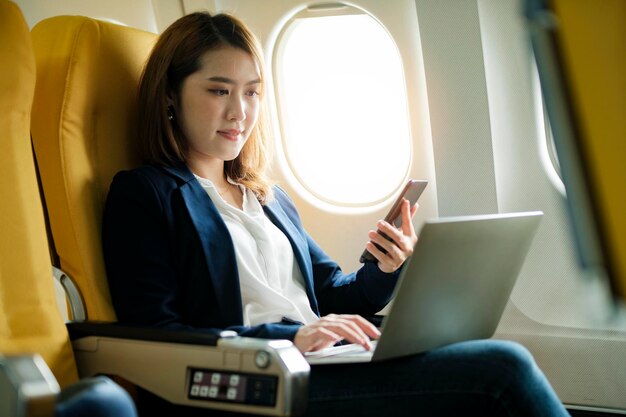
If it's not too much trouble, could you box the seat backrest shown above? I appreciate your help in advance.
[30,16,157,321]
[550,0,626,300]
[0,0,77,387]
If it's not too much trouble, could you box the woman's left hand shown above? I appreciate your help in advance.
[365,199,418,273]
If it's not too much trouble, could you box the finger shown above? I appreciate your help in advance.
[379,242,406,269]
[309,327,342,351]
[320,319,372,350]
[321,315,370,341]
[333,315,380,340]
[400,199,415,237]
[373,210,418,253]
[368,224,411,252]
[368,233,413,273]
[374,221,403,244]
[373,226,414,254]
[366,242,396,273]
[368,230,395,253]
[387,239,407,260]
[300,326,341,352]
[342,314,382,339]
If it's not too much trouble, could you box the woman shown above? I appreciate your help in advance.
[102,12,570,417]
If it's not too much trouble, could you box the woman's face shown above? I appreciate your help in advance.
[174,46,262,163]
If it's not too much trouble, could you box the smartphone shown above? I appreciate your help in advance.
[359,179,428,263]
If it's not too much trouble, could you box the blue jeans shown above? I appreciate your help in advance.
[55,376,137,417]
[305,339,569,417]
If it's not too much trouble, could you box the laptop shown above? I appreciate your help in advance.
[305,211,543,364]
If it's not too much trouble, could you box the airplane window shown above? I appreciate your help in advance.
[273,10,411,207]
[532,59,566,196]
[544,116,562,183]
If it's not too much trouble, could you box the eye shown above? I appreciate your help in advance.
[246,90,260,97]
[209,89,229,96]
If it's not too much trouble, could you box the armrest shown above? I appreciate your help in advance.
[66,321,221,346]
[0,354,138,417]
[67,321,310,416]
[0,354,59,417]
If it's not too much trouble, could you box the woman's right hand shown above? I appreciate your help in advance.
[293,314,381,353]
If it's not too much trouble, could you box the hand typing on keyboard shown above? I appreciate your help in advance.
[293,314,380,353]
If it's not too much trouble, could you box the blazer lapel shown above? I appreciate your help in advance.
[163,165,244,324]
[161,165,319,320]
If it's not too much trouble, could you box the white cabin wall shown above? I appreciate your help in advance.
[413,0,498,217]
[152,0,186,33]
[14,0,160,32]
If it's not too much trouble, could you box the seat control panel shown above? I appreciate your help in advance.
[188,368,278,407]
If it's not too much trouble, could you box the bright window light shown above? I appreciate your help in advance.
[275,13,412,206]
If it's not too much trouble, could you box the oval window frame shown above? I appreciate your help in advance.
[272,3,413,208]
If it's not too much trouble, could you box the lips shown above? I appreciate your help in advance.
[218,129,243,141]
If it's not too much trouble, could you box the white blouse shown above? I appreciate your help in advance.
[194,175,319,327]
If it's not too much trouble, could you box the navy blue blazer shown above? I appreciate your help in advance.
[102,164,400,341]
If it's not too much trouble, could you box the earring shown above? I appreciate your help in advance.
[167,105,175,121]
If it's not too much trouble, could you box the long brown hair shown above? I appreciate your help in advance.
[137,12,273,202]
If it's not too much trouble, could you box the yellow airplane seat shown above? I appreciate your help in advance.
[29,13,309,416]
[0,0,77,389]
[525,0,626,303]
[0,1,137,416]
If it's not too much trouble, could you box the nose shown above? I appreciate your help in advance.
[227,96,246,122]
